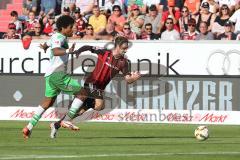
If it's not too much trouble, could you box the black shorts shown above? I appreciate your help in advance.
[84,83,104,99]
[82,97,95,109]
[83,83,104,109]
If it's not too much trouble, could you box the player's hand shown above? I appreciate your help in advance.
[131,71,141,80]
[39,42,48,53]
[69,42,76,53]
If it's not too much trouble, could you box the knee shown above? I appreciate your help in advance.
[94,103,105,111]
[76,89,88,101]
[41,97,56,108]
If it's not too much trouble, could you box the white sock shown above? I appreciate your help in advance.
[64,98,83,121]
[27,105,45,130]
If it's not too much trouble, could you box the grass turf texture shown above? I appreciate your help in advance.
[0,121,240,160]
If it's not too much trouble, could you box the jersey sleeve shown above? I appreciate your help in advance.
[50,34,64,49]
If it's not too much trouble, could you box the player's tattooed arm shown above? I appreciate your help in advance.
[124,71,141,84]
[74,45,95,58]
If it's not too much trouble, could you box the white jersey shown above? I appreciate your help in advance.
[44,32,69,77]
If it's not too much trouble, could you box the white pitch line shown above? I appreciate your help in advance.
[1,152,240,160]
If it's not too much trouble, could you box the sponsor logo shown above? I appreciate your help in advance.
[206,49,240,75]
[10,109,66,119]
[1,107,235,124]
[199,113,228,123]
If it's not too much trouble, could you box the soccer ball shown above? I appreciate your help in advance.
[194,126,209,141]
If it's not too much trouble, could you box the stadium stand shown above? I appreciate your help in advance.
[0,0,23,32]
[0,0,239,40]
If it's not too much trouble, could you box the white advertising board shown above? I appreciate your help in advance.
[0,40,239,75]
[0,107,238,125]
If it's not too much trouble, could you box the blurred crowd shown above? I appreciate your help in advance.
[1,0,240,41]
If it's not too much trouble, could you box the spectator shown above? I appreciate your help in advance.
[184,0,200,15]
[10,11,22,34]
[181,18,199,40]
[61,0,76,13]
[195,21,214,40]
[142,0,160,14]
[55,0,62,15]
[127,4,145,36]
[76,0,97,18]
[159,0,183,12]
[215,0,236,12]
[71,24,82,39]
[40,0,57,17]
[96,23,119,40]
[74,7,87,34]
[143,4,162,34]
[82,24,96,40]
[105,0,124,14]
[55,6,71,20]
[21,0,37,20]
[216,20,236,40]
[127,1,144,13]
[141,23,160,40]
[161,17,180,40]
[196,2,216,31]
[24,11,38,33]
[89,5,107,34]
[158,1,181,33]
[104,22,119,38]
[229,8,240,34]
[62,7,71,16]
[108,5,126,33]
[68,3,77,17]
[43,15,56,36]
[24,22,45,39]
[212,4,230,37]
[119,22,137,40]
[201,0,218,13]
[100,6,111,19]
[179,6,194,33]
[2,23,20,39]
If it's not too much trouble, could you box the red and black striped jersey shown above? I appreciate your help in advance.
[80,46,130,90]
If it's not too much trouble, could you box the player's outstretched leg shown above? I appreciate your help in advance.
[22,97,55,139]
[49,97,84,139]
[49,114,80,139]
[60,97,85,130]
[22,105,45,139]
[49,102,90,138]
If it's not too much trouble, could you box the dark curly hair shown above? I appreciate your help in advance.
[56,15,74,31]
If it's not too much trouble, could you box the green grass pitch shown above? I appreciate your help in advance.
[0,121,240,160]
